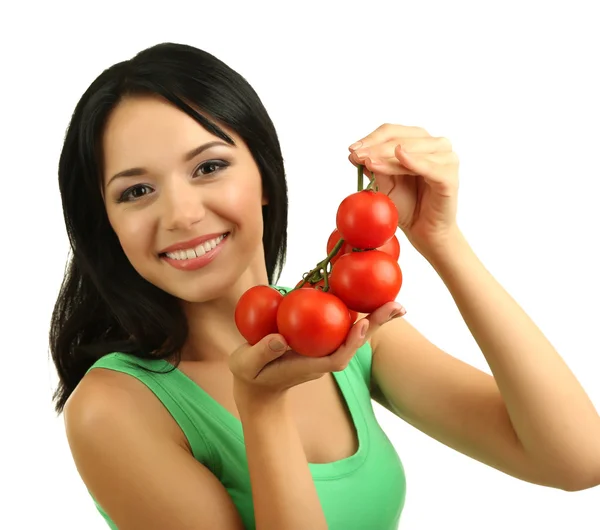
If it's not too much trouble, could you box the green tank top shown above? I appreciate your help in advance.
[87,336,407,529]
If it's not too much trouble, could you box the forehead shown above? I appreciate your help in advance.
[102,96,230,176]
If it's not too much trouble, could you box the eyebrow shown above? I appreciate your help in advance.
[106,140,232,187]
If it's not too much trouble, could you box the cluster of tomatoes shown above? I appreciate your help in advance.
[235,171,403,358]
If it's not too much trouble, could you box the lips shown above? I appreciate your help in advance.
[162,233,228,260]
[160,232,229,271]
[158,232,230,255]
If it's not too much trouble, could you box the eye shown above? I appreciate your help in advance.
[194,159,229,177]
[117,184,154,203]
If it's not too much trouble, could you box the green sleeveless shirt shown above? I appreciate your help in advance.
[87,339,407,528]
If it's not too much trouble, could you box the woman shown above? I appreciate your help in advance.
[51,42,600,529]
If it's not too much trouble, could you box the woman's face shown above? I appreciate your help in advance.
[102,95,269,303]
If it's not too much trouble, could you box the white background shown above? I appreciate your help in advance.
[1,0,599,528]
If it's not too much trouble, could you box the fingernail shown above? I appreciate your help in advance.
[354,150,368,159]
[389,307,407,320]
[269,339,286,351]
[360,321,369,338]
[349,141,363,150]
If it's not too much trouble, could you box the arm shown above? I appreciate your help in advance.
[65,369,327,530]
[370,229,600,491]
[234,384,328,530]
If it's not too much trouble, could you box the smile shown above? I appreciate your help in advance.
[160,233,230,272]
[162,233,228,260]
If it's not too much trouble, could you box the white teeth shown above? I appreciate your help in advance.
[165,234,226,260]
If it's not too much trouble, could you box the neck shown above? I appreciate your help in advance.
[181,264,271,362]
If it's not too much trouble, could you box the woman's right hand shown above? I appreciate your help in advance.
[228,302,404,401]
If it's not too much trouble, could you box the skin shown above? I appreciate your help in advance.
[64,100,600,530]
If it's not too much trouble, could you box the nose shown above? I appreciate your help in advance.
[161,179,205,231]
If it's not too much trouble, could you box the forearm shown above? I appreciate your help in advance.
[426,228,600,487]
[235,386,327,530]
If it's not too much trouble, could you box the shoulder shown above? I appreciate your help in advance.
[64,363,189,454]
[63,365,245,529]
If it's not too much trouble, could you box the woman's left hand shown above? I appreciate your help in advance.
[348,123,460,258]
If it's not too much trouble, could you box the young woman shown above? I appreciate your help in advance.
[51,42,600,530]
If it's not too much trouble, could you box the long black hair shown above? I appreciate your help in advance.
[50,42,288,413]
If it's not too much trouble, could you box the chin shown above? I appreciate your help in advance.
[153,257,266,306]
[160,269,242,304]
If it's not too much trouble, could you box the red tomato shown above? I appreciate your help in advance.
[378,233,400,261]
[326,229,353,265]
[336,190,399,249]
[277,288,351,357]
[329,250,402,313]
[235,285,283,345]
[327,228,400,263]
[348,309,359,322]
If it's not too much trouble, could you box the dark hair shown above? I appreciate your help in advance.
[50,42,288,413]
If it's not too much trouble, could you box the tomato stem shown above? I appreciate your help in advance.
[357,164,364,191]
[365,171,378,191]
[293,237,345,292]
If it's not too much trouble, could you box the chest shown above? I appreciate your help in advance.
[178,361,359,464]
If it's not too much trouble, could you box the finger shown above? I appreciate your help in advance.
[347,155,418,183]
[350,137,452,165]
[245,334,290,378]
[365,151,458,179]
[395,147,459,186]
[349,123,430,151]
[358,155,419,176]
[361,302,407,340]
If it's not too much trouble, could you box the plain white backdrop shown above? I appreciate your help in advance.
[1,0,598,528]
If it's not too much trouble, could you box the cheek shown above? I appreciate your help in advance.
[107,209,156,263]
[218,178,264,230]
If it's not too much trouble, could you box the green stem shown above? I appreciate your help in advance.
[366,171,377,191]
[293,237,345,292]
[357,164,364,191]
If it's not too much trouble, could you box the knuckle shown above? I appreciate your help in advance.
[437,136,452,149]
[447,151,460,164]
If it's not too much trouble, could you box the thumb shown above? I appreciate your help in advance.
[229,333,289,380]
[252,333,290,369]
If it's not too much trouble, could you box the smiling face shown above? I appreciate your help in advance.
[102,95,269,303]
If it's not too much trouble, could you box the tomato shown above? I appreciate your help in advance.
[277,288,351,357]
[327,228,400,263]
[326,229,353,264]
[336,190,399,249]
[235,285,283,345]
[329,250,402,313]
[378,233,400,261]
